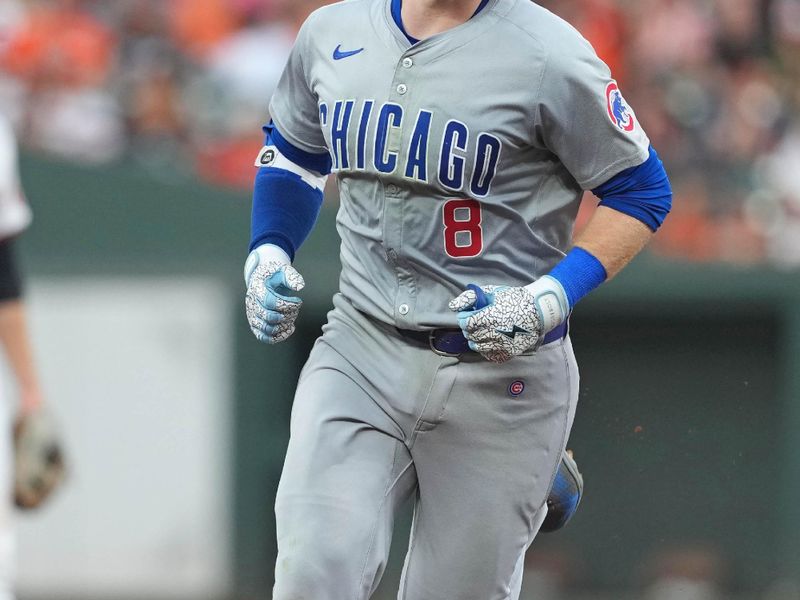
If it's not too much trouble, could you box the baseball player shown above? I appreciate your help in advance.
[244,0,672,597]
[0,113,57,600]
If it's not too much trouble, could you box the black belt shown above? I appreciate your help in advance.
[398,321,568,356]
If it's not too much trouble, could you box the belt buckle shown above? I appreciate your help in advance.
[428,330,463,358]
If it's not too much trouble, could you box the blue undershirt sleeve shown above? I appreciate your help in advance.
[249,168,323,260]
[592,146,672,231]
[249,123,332,259]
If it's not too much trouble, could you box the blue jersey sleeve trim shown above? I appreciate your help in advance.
[547,247,607,309]
[474,0,491,15]
[391,0,419,44]
[262,122,332,175]
[593,146,672,232]
[250,167,324,260]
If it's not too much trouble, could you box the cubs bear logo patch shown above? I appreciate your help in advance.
[605,82,635,132]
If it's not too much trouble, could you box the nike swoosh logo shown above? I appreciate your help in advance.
[333,44,364,60]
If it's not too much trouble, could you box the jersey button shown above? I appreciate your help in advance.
[398,304,410,315]
[402,57,413,68]
[396,84,407,95]
[387,184,399,194]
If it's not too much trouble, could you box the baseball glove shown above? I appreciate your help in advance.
[13,410,66,510]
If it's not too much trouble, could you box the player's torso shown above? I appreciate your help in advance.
[304,0,584,328]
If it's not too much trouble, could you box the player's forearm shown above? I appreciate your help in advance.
[573,206,653,280]
[246,124,331,345]
[529,146,672,319]
[578,146,671,279]
[249,124,331,261]
[521,210,653,339]
[0,239,40,411]
[531,207,657,322]
[0,299,42,411]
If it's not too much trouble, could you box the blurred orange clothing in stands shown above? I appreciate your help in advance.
[538,0,627,78]
[573,0,628,79]
[169,0,239,59]
[0,3,115,87]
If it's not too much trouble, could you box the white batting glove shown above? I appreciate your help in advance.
[244,244,305,344]
[449,277,568,363]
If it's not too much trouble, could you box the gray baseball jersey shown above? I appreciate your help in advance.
[269,0,650,329]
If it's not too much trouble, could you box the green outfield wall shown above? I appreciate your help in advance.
[18,156,800,597]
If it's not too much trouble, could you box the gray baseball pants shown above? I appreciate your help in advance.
[273,294,579,600]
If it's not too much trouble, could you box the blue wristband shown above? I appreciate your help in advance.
[547,247,607,309]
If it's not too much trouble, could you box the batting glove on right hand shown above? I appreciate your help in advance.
[244,245,304,344]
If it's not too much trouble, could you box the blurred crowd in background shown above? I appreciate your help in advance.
[0,0,321,183]
[0,0,799,266]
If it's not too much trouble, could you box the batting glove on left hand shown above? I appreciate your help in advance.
[449,285,543,363]
[449,277,569,363]
[244,245,304,344]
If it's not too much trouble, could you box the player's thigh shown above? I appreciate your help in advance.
[399,339,579,600]
[275,340,417,598]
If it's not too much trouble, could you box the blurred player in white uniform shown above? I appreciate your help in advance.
[0,113,44,600]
